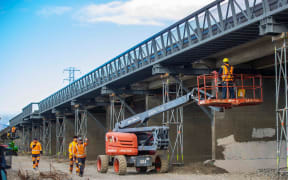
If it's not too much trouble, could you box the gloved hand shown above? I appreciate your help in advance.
[40,151,43,155]
[32,145,36,148]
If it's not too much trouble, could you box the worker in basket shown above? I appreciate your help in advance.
[30,138,42,170]
[11,126,16,138]
[68,135,78,174]
[75,137,88,177]
[219,58,235,99]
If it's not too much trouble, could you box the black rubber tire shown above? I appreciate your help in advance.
[97,155,109,173]
[114,155,127,175]
[136,167,147,173]
[155,155,168,173]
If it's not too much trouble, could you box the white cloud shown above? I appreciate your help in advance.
[74,0,214,26]
[37,6,72,17]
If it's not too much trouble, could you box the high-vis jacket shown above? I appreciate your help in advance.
[76,143,88,158]
[221,64,234,82]
[69,141,77,156]
[11,127,16,133]
[30,141,42,155]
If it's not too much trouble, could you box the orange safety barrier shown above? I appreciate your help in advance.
[197,72,263,108]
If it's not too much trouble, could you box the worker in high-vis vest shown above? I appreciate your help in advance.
[68,136,78,174]
[11,126,16,138]
[219,58,235,99]
[30,138,42,170]
[75,137,88,177]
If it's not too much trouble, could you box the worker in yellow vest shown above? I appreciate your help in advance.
[30,138,42,170]
[75,137,88,177]
[219,58,235,99]
[68,136,78,174]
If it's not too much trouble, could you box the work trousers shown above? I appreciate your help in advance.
[77,157,86,176]
[32,154,40,169]
[222,81,235,99]
[69,155,77,172]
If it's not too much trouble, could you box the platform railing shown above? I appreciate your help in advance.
[197,73,263,107]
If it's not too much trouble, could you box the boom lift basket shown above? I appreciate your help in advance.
[197,73,263,108]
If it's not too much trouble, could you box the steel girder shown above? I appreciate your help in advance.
[38,0,288,114]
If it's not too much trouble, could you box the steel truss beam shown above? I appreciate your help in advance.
[56,116,66,158]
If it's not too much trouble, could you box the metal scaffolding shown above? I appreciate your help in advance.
[42,118,52,155]
[56,116,66,158]
[275,37,288,173]
[109,94,125,130]
[32,123,42,142]
[75,109,88,139]
[162,75,184,165]
[21,125,31,153]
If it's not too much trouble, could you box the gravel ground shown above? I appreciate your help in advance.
[6,155,288,180]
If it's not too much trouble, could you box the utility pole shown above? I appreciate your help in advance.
[63,67,80,84]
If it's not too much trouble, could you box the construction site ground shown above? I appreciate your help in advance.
[7,155,288,180]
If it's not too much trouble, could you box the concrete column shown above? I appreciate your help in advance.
[212,111,225,160]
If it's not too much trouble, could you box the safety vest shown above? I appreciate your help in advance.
[30,141,42,155]
[221,64,234,82]
[11,127,16,133]
[69,141,77,156]
[76,143,88,158]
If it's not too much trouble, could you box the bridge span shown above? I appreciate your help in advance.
[2,0,288,168]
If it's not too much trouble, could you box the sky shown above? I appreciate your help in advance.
[0,0,213,124]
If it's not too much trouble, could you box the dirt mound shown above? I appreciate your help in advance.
[170,162,228,174]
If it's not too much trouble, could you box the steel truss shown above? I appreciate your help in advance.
[32,123,42,142]
[75,109,88,139]
[42,118,52,155]
[162,75,184,165]
[21,125,31,152]
[109,94,125,131]
[275,37,288,173]
[56,116,66,158]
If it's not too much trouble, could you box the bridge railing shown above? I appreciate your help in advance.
[22,103,39,119]
[9,113,23,127]
[39,0,288,113]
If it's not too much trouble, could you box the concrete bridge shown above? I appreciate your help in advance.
[3,0,288,168]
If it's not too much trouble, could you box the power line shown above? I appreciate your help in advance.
[63,67,81,84]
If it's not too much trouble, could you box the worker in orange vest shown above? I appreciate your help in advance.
[11,126,16,138]
[75,137,88,177]
[68,136,78,174]
[219,58,235,99]
[30,138,42,170]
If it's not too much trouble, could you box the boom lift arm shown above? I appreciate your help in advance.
[114,88,213,131]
